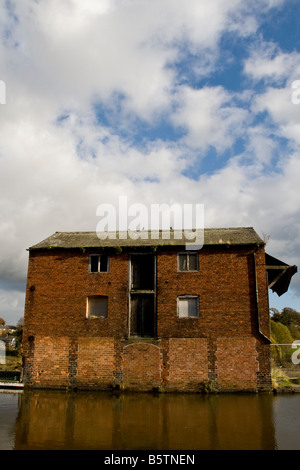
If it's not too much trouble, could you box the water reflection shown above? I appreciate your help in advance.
[10,390,279,450]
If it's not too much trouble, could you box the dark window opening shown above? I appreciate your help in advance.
[178,252,198,271]
[131,254,154,290]
[89,254,109,273]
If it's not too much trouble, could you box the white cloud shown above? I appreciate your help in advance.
[0,288,25,325]
[2,0,271,120]
[171,86,249,152]
[244,43,300,83]
[252,86,300,147]
[1,0,300,323]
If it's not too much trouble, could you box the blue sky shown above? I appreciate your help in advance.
[0,0,300,324]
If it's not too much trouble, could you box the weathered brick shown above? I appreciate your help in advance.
[22,243,272,392]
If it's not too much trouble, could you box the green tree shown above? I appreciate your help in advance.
[270,320,294,366]
[271,320,293,344]
[271,308,300,340]
[13,318,24,353]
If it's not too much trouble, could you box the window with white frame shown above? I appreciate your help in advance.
[177,252,198,271]
[177,295,199,318]
[89,254,109,273]
[86,296,108,318]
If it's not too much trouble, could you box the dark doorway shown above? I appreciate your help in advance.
[129,254,156,337]
[130,294,155,337]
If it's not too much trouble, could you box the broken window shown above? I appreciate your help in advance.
[177,295,199,318]
[178,252,198,271]
[87,296,108,318]
[89,254,109,273]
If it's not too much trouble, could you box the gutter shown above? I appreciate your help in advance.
[253,248,271,343]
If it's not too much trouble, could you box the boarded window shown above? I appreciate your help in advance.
[178,253,198,271]
[89,254,109,273]
[177,296,199,318]
[87,296,108,318]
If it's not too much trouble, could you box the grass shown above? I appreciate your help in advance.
[0,349,22,372]
[272,367,293,390]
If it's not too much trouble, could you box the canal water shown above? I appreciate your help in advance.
[0,389,299,450]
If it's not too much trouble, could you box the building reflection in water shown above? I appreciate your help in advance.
[13,390,277,450]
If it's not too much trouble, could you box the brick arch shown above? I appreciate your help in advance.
[121,343,162,391]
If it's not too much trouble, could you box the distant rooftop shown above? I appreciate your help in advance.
[28,227,264,250]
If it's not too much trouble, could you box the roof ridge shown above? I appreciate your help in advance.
[29,227,263,250]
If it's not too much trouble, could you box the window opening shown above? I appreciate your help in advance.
[177,296,199,318]
[178,252,198,271]
[89,254,109,273]
[131,254,154,290]
[87,296,108,318]
[130,294,154,337]
[129,254,156,337]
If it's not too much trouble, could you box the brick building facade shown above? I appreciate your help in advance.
[22,228,297,392]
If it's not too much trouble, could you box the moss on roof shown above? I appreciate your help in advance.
[28,227,264,250]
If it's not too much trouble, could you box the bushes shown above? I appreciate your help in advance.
[271,308,300,339]
[272,367,293,389]
[271,320,293,344]
[270,320,294,367]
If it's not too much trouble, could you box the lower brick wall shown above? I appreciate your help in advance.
[31,336,69,388]
[216,337,259,391]
[121,343,162,391]
[168,338,208,391]
[77,337,115,388]
[23,335,270,392]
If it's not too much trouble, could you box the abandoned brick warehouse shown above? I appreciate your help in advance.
[22,227,297,392]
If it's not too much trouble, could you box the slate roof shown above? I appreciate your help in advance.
[28,227,264,250]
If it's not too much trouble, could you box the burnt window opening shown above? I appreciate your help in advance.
[178,252,198,271]
[89,254,109,273]
[87,296,108,318]
[177,295,199,318]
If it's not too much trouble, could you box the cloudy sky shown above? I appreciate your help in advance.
[0,0,300,325]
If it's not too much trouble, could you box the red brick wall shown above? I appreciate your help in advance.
[216,337,258,391]
[77,337,115,388]
[156,246,264,338]
[168,338,208,391]
[121,343,162,391]
[23,249,128,338]
[30,335,69,388]
[22,245,271,392]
